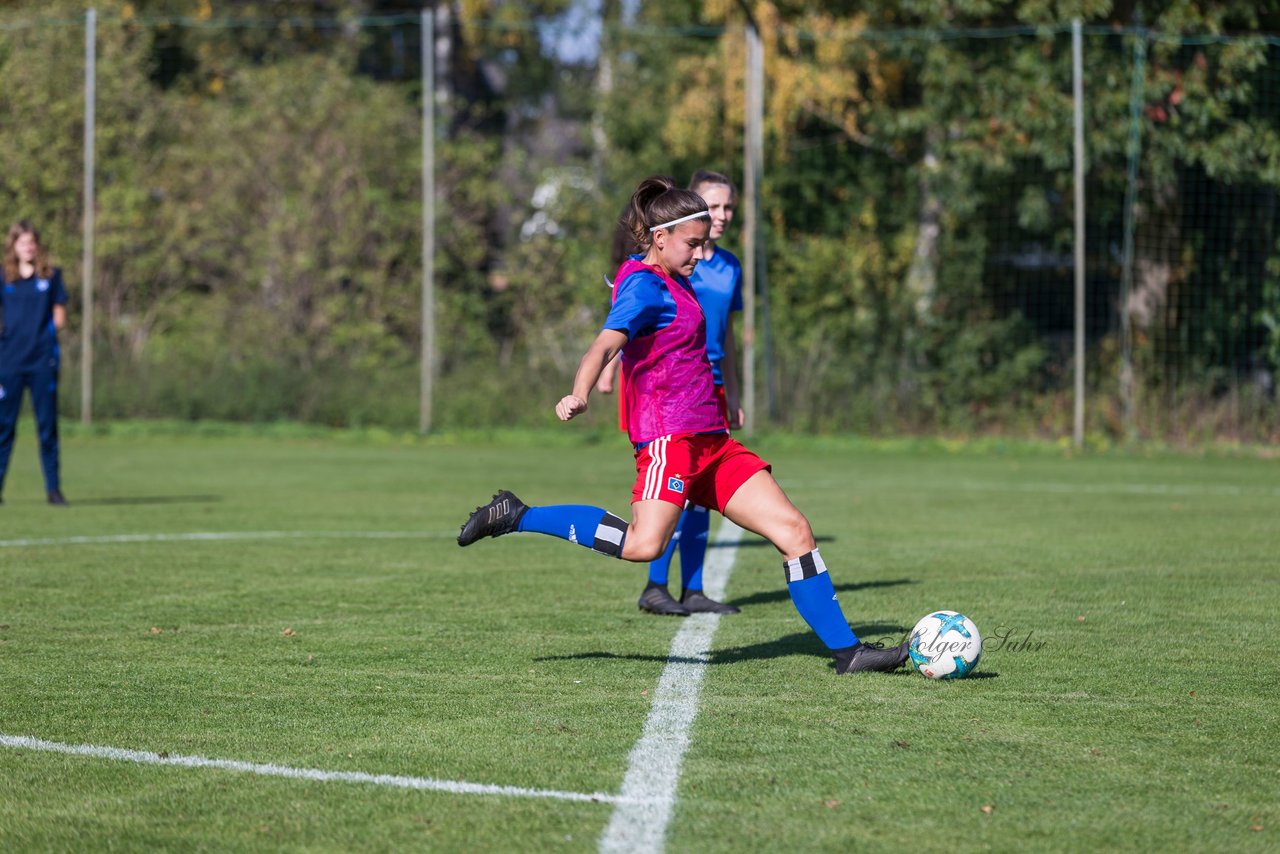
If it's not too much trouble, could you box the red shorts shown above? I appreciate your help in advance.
[631,432,770,512]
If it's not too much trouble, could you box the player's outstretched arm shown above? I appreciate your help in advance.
[557,329,628,421]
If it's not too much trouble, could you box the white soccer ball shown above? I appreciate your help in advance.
[908,610,981,680]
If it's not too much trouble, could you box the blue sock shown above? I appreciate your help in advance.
[647,517,680,584]
[784,549,858,650]
[518,505,628,558]
[678,506,711,592]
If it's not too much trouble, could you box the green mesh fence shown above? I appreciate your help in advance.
[1,7,1276,442]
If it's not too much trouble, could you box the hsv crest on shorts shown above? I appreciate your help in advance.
[667,476,685,494]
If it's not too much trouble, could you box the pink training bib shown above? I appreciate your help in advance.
[612,259,727,445]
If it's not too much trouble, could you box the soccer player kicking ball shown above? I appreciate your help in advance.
[458,175,908,675]
[598,169,744,617]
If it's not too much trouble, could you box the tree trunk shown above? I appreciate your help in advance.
[1127,181,1180,332]
[906,126,943,317]
[591,0,618,183]
[433,1,454,133]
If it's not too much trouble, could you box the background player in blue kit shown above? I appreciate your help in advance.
[0,221,69,506]
[599,170,745,616]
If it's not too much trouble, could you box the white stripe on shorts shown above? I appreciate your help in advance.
[643,435,670,501]
[645,436,665,501]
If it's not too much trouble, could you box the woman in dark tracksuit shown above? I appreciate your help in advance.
[0,221,68,506]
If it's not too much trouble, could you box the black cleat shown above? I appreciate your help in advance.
[638,582,690,616]
[680,589,741,614]
[457,490,528,546]
[834,639,910,674]
[47,490,69,506]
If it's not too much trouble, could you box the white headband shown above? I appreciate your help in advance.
[649,210,710,232]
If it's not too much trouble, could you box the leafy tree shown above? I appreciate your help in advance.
[619,0,1280,433]
[1,0,1275,436]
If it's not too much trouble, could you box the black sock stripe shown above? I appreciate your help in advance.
[597,513,628,535]
[799,552,817,576]
[592,512,628,558]
[783,550,824,583]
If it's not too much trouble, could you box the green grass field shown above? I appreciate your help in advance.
[0,427,1276,852]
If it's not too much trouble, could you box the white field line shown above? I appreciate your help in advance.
[4,521,747,833]
[598,519,743,854]
[784,479,1280,498]
[0,734,624,804]
[950,480,1280,497]
[0,531,455,548]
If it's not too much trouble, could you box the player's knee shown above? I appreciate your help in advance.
[776,511,816,556]
[622,531,669,563]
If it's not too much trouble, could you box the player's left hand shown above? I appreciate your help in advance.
[729,407,745,430]
[556,395,588,421]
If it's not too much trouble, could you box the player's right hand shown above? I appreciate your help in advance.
[556,395,588,421]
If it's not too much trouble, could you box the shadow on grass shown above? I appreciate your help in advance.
[729,577,915,608]
[65,494,223,507]
[710,626,915,667]
[536,622,917,671]
[708,534,835,550]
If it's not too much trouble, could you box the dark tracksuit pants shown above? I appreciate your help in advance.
[0,365,60,495]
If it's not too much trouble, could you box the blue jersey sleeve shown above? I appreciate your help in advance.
[52,268,68,305]
[729,256,744,313]
[604,271,669,340]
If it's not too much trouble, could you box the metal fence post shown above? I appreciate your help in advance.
[1072,19,1086,448]
[81,8,96,426]
[420,9,435,434]
[742,18,763,434]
